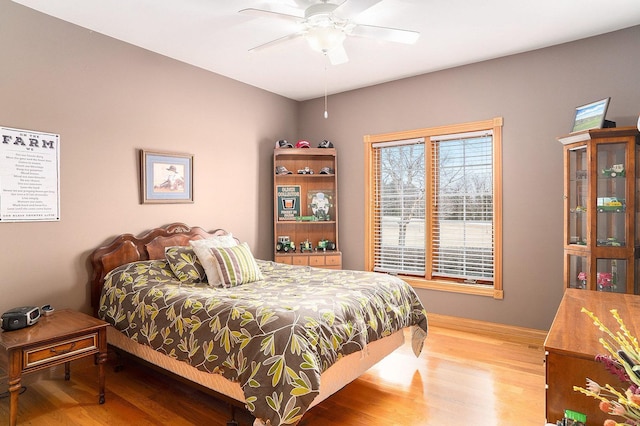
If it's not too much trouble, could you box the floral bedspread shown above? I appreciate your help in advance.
[99,259,428,425]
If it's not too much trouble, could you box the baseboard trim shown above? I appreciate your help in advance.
[427,313,547,346]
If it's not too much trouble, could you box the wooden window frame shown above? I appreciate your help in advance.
[364,117,504,299]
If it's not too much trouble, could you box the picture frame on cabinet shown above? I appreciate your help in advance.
[571,97,610,133]
[140,149,193,204]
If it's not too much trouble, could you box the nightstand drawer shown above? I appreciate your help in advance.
[24,333,98,368]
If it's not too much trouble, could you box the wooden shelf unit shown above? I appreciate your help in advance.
[559,127,640,293]
[273,147,341,269]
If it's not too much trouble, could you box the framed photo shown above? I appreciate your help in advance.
[571,97,610,133]
[140,150,193,204]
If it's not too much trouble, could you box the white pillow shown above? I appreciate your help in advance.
[190,234,238,286]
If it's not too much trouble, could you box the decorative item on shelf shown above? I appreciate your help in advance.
[602,164,625,177]
[597,197,626,213]
[297,166,314,174]
[276,139,293,148]
[577,271,587,289]
[596,272,616,291]
[316,239,336,252]
[296,215,318,222]
[571,97,611,133]
[318,139,334,148]
[276,236,296,253]
[597,237,622,247]
[276,185,301,221]
[275,165,293,175]
[319,166,334,174]
[558,410,586,426]
[295,140,310,148]
[300,239,313,252]
[573,308,640,426]
[308,190,333,221]
[41,304,55,316]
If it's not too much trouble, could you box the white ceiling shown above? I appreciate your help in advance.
[12,0,640,101]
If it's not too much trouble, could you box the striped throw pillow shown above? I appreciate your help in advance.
[209,242,263,287]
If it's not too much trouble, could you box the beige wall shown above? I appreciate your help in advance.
[2,0,639,331]
[0,2,297,315]
[298,25,640,330]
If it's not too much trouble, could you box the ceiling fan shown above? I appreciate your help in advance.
[239,0,420,65]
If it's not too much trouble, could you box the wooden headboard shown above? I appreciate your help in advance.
[89,222,231,316]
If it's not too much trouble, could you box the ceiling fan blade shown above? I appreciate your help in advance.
[334,0,384,19]
[249,32,304,52]
[350,24,420,44]
[238,7,304,23]
[327,44,349,65]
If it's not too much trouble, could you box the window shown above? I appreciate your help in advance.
[364,118,503,299]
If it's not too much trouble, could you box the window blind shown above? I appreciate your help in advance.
[430,133,494,282]
[372,139,426,275]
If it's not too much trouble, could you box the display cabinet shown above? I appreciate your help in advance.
[273,147,341,269]
[559,127,640,293]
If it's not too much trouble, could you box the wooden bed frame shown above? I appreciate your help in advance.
[89,223,406,425]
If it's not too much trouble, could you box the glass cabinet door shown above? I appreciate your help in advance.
[568,146,588,246]
[636,143,640,247]
[596,142,627,247]
[636,257,640,294]
[596,258,626,293]
[569,254,588,289]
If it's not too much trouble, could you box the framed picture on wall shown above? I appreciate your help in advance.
[140,149,193,204]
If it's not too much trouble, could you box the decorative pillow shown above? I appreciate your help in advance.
[209,242,264,288]
[164,246,206,284]
[190,234,238,286]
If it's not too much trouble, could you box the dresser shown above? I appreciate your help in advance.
[544,289,639,424]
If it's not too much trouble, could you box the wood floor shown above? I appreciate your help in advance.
[0,324,546,426]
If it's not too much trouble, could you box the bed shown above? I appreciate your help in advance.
[90,223,428,426]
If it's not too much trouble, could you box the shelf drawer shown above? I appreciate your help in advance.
[274,255,292,264]
[292,256,309,266]
[24,333,98,369]
[309,256,325,266]
[325,255,341,266]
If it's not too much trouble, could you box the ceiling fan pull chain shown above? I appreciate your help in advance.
[324,63,329,119]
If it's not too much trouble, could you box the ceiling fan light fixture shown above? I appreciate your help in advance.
[305,26,346,53]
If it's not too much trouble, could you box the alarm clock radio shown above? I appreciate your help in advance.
[1,306,41,331]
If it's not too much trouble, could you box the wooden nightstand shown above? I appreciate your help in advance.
[0,309,108,426]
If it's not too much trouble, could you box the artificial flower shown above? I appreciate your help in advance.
[574,308,640,426]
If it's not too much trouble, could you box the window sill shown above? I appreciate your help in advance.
[402,276,504,299]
